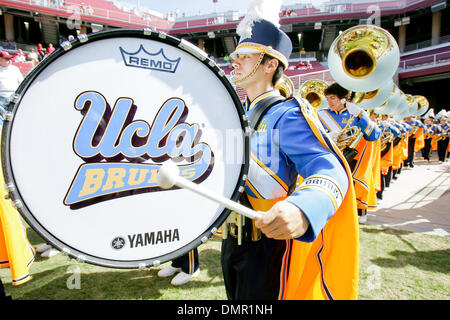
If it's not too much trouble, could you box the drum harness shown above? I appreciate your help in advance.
[222,96,297,245]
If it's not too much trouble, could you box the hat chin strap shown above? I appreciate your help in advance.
[234,52,265,85]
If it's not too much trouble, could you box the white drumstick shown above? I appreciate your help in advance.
[157,162,262,220]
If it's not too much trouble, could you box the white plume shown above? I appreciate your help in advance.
[236,0,282,40]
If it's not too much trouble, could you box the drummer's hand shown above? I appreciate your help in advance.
[254,201,310,240]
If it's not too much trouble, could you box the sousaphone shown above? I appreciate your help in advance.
[299,79,329,110]
[328,25,400,93]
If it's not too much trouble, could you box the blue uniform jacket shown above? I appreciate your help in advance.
[380,121,401,138]
[424,123,436,136]
[243,90,349,243]
[317,107,381,141]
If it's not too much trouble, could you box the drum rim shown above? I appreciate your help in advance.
[1,28,250,269]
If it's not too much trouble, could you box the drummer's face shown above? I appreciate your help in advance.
[232,53,262,85]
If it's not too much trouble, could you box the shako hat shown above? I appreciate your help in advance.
[230,0,292,70]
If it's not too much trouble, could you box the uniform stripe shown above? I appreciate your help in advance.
[356,198,369,206]
[352,145,367,179]
[251,153,289,192]
[298,174,344,210]
[353,177,369,191]
[248,90,279,111]
[12,274,30,285]
[247,156,288,199]
[318,110,343,132]
[297,185,338,211]
[278,239,292,300]
[246,180,264,199]
[364,122,375,137]
[317,232,334,300]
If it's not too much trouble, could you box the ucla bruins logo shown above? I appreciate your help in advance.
[256,118,267,133]
[64,91,214,209]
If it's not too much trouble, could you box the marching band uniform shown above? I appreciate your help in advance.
[404,117,424,168]
[378,120,401,199]
[391,121,407,178]
[422,123,435,160]
[0,147,35,286]
[437,122,449,162]
[422,110,436,161]
[317,105,381,167]
[317,101,381,220]
[223,16,359,300]
[413,119,425,154]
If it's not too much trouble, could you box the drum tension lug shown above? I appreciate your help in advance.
[77,34,88,43]
[5,183,16,192]
[3,112,13,122]
[245,127,253,136]
[61,41,72,51]
[13,199,23,209]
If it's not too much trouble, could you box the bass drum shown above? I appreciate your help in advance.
[1,29,249,268]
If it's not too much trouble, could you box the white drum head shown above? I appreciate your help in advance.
[2,29,248,268]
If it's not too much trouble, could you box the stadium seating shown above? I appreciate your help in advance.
[400,43,450,70]
[12,61,34,76]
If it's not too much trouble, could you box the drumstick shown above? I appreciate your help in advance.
[157,162,262,220]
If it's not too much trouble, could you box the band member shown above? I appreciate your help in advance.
[222,1,359,300]
[436,110,449,162]
[422,109,436,161]
[317,83,382,171]
[0,171,35,286]
[377,116,401,200]
[317,83,381,221]
[157,249,199,286]
[404,116,424,168]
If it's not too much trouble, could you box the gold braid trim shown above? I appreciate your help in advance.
[235,42,289,70]
[234,52,265,84]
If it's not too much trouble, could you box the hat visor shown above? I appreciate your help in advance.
[230,47,261,60]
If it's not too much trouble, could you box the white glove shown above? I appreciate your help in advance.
[328,130,340,142]
[346,102,363,116]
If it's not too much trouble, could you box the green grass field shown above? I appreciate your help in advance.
[1,224,449,300]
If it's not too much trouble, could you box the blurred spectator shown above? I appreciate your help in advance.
[295,61,306,69]
[27,48,39,66]
[46,43,55,56]
[86,5,94,15]
[0,51,23,104]
[13,49,26,62]
[37,43,46,61]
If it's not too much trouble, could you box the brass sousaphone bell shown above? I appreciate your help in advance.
[351,79,395,110]
[374,84,402,116]
[398,94,419,119]
[275,74,295,98]
[299,80,329,110]
[328,25,400,93]
[413,95,429,117]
